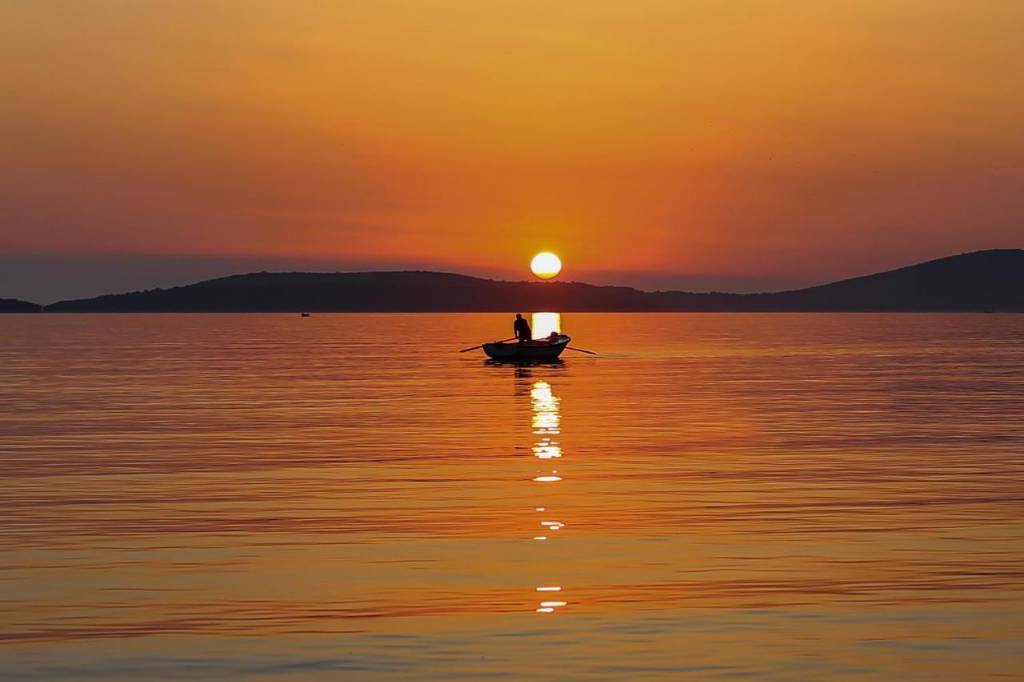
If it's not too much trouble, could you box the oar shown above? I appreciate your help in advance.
[566,346,598,355]
[459,336,517,353]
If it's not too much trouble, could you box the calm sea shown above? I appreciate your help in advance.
[2,313,1023,680]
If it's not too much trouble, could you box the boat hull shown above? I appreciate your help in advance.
[482,335,570,361]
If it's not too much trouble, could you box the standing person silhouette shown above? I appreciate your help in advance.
[513,313,532,343]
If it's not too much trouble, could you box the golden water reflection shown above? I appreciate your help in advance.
[6,314,1024,679]
[530,377,569,615]
[531,381,562,462]
[531,312,561,340]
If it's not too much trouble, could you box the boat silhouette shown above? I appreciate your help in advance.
[483,335,570,362]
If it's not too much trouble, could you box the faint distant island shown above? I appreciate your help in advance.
[15,249,1024,313]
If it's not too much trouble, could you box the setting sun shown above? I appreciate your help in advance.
[531,252,562,280]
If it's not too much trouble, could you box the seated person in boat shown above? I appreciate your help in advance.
[514,313,532,343]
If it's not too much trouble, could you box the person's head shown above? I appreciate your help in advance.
[515,313,523,320]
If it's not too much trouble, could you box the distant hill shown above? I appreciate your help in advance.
[654,248,1024,312]
[0,298,41,313]
[43,249,1024,313]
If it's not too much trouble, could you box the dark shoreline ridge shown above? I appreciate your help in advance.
[24,249,1024,313]
[0,298,42,313]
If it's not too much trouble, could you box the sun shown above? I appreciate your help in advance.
[530,252,562,280]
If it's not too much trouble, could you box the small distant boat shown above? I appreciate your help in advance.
[300,312,311,317]
[483,335,570,362]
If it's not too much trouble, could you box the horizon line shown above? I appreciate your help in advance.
[4,247,1019,310]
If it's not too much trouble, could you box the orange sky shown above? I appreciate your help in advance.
[2,1,1023,300]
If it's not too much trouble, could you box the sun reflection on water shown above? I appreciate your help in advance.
[531,312,561,340]
[529,377,569,615]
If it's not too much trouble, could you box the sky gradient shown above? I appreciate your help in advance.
[3,1,1023,302]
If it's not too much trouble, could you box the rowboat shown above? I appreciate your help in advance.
[482,335,571,362]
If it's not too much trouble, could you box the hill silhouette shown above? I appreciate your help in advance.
[0,298,42,313]
[43,249,1024,313]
